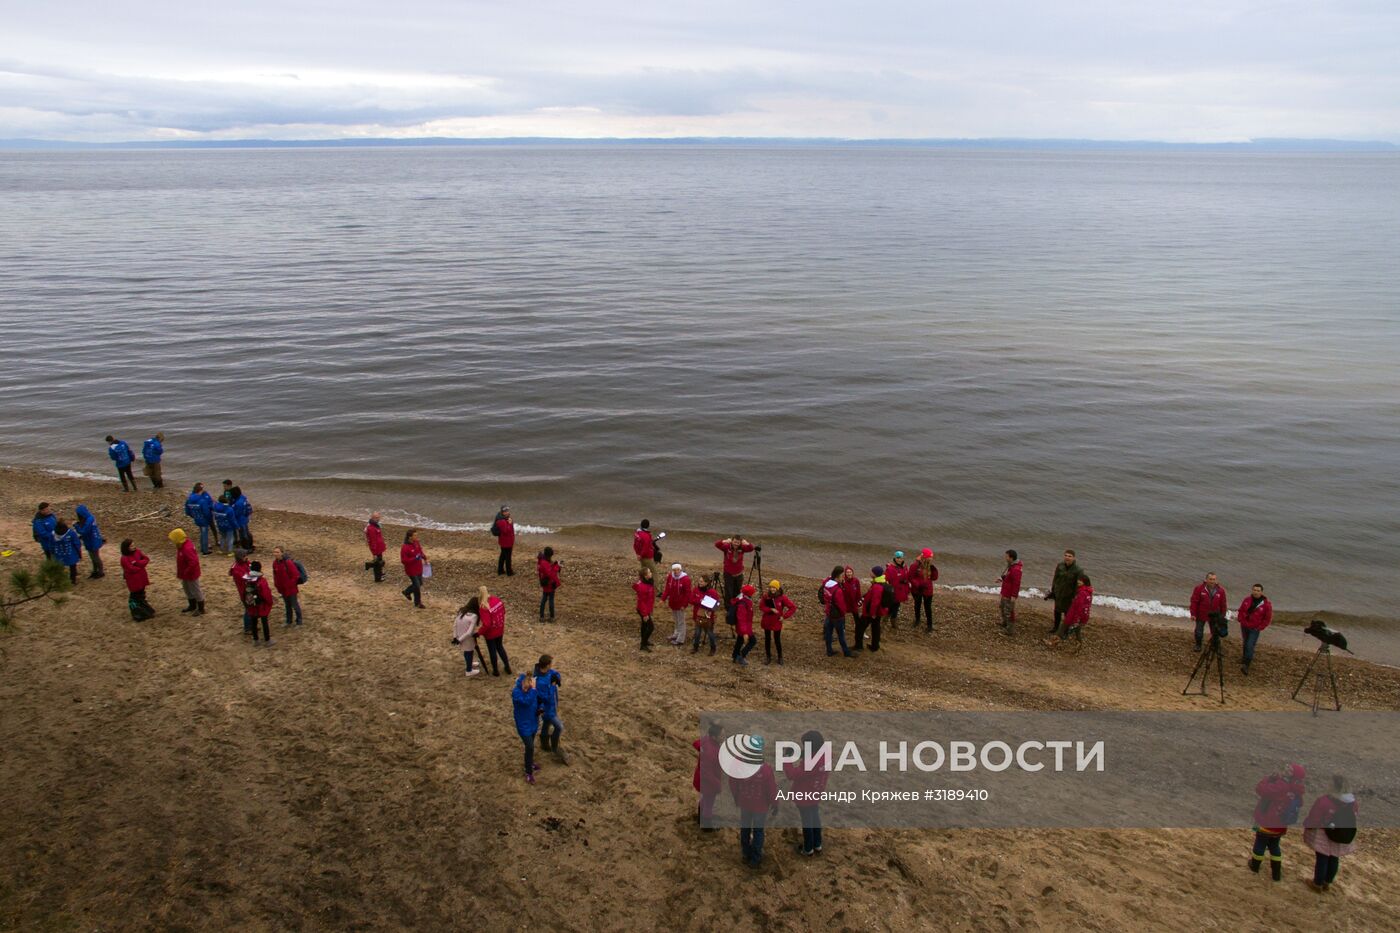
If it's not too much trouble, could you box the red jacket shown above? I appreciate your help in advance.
[175,540,201,581]
[1064,585,1093,626]
[1237,597,1273,631]
[691,586,719,623]
[1254,774,1305,835]
[693,735,722,794]
[821,579,849,618]
[537,557,561,593]
[365,521,385,557]
[493,518,515,548]
[228,559,250,599]
[247,574,275,619]
[272,557,300,597]
[885,563,911,602]
[1304,793,1358,830]
[478,596,506,640]
[783,758,831,799]
[714,540,754,576]
[729,763,778,814]
[661,572,693,610]
[732,595,755,636]
[401,541,425,577]
[838,573,862,616]
[999,561,1022,599]
[121,550,151,592]
[759,593,797,631]
[633,580,655,616]
[1190,583,1228,622]
[633,528,653,560]
[908,561,938,597]
[862,580,890,618]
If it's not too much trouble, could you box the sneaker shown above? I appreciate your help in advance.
[795,845,814,856]
[525,772,535,785]
[531,762,542,773]
[465,668,480,677]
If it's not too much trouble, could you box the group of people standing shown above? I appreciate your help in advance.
[105,433,165,491]
[1249,764,1360,891]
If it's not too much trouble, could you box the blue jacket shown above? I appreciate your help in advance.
[185,491,215,528]
[142,436,163,463]
[533,668,562,718]
[232,495,252,529]
[32,512,57,546]
[211,501,237,533]
[511,675,542,737]
[51,527,83,566]
[74,505,105,552]
[107,439,134,467]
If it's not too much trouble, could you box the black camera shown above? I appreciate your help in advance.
[1207,611,1229,640]
[1306,620,1350,652]
[753,544,762,553]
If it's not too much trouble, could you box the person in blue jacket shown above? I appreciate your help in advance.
[105,435,137,491]
[184,482,217,554]
[141,432,165,489]
[230,485,254,551]
[212,501,237,556]
[512,671,544,785]
[31,502,57,559]
[50,518,84,584]
[73,504,106,578]
[533,655,568,764]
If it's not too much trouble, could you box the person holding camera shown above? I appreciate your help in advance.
[1045,549,1084,635]
[1190,572,1228,652]
[1249,763,1306,882]
[715,535,755,624]
[1236,583,1272,675]
[633,520,656,577]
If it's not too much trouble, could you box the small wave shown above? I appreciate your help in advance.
[43,468,118,483]
[377,508,555,535]
[945,584,1234,621]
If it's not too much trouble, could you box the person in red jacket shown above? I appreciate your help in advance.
[537,546,561,621]
[783,729,831,856]
[854,566,889,652]
[1045,576,1092,648]
[493,506,515,576]
[364,511,387,582]
[729,747,780,867]
[633,566,656,651]
[633,520,655,577]
[1303,773,1359,891]
[1237,583,1272,675]
[1250,763,1306,882]
[759,580,797,665]
[692,721,723,827]
[477,584,511,675]
[908,548,938,632]
[1190,572,1228,652]
[229,548,252,634]
[662,562,694,646]
[169,528,205,616]
[244,561,276,646]
[400,529,427,609]
[884,551,911,631]
[838,566,862,630]
[731,584,757,665]
[690,573,721,655]
[998,549,1022,635]
[820,567,854,657]
[715,535,755,625]
[272,546,303,626]
[120,538,155,620]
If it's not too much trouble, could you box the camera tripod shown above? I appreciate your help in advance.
[1291,645,1342,714]
[1183,634,1226,704]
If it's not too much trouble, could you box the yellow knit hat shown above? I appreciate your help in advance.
[168,528,186,544]
[769,579,781,589]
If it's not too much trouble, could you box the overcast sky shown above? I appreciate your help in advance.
[2,1,1397,142]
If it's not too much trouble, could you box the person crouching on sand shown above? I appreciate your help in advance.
[452,598,482,677]
[1045,575,1092,648]
[537,546,561,621]
[691,573,721,655]
[731,584,758,666]
[634,567,657,651]
[1250,763,1306,882]
[478,585,510,676]
[693,722,723,827]
[662,562,693,645]
[534,655,567,764]
[512,671,543,785]
[759,580,796,665]
[400,529,427,609]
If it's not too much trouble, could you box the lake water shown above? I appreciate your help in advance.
[2,145,1397,634]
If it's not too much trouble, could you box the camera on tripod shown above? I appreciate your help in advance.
[1305,619,1349,653]
[1207,611,1229,640]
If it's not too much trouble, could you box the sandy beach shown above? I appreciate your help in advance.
[2,466,1398,931]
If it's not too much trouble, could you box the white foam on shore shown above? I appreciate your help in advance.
[377,508,556,535]
[946,584,1233,621]
[43,469,118,483]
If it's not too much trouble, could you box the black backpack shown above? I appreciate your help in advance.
[653,542,663,562]
[880,582,899,614]
[1324,798,1358,844]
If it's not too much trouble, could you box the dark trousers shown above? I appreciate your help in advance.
[733,633,756,660]
[539,590,555,619]
[367,554,385,581]
[764,629,782,661]
[462,650,475,672]
[236,527,254,551]
[251,615,271,641]
[1192,617,1211,648]
[89,548,105,576]
[888,602,901,628]
[824,615,851,655]
[1251,831,1283,879]
[799,805,823,853]
[639,614,654,649]
[521,734,535,774]
[540,714,562,749]
[498,547,513,575]
[692,625,717,650]
[740,811,767,864]
[1242,627,1261,664]
[724,573,743,624]
[486,637,510,675]
[1053,603,1068,633]
[283,594,302,625]
[1313,852,1340,886]
[403,575,423,607]
[64,563,78,584]
[914,593,933,628]
[116,464,135,490]
[854,616,882,651]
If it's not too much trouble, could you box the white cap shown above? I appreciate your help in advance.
[671,563,682,570]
